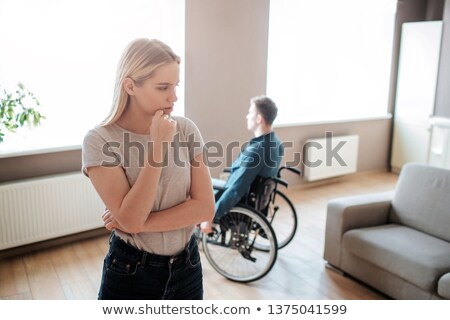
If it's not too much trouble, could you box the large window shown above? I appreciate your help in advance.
[267,0,397,125]
[0,0,184,155]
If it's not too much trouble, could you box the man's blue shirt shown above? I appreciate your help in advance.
[215,131,284,219]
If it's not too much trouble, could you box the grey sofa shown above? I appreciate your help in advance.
[324,163,450,299]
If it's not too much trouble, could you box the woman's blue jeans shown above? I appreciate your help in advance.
[98,232,203,300]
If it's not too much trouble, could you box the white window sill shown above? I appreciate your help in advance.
[0,144,81,159]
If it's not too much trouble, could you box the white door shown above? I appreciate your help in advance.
[390,21,443,172]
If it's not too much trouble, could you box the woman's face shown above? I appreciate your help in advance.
[132,61,179,116]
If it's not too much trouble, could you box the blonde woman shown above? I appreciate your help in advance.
[82,39,214,300]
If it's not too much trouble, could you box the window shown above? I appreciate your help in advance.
[267,0,397,125]
[0,0,184,155]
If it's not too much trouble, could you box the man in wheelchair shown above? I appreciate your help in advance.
[201,95,284,233]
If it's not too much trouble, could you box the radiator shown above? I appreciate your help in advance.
[0,172,105,250]
[303,134,359,181]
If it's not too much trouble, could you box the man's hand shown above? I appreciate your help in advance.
[200,221,214,234]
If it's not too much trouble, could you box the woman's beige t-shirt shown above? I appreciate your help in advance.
[82,116,205,256]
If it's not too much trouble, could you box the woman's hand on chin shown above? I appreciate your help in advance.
[150,110,177,143]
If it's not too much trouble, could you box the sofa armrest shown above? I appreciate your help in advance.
[438,273,450,299]
[323,191,394,268]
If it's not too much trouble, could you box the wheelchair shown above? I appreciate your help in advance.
[201,166,301,282]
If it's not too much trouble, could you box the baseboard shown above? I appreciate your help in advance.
[325,262,345,275]
[288,168,396,191]
[0,228,110,260]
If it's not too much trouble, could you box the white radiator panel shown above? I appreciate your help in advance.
[303,135,359,181]
[0,172,105,250]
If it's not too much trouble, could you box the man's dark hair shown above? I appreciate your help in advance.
[251,95,278,125]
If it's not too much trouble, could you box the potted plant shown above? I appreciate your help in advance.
[0,82,45,143]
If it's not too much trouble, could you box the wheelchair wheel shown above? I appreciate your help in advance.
[265,190,298,249]
[202,206,278,283]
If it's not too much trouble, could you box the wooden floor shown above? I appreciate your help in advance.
[0,171,398,300]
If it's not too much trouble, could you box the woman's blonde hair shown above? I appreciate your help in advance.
[101,39,180,126]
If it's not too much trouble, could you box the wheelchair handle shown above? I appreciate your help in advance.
[277,166,302,177]
[272,177,288,188]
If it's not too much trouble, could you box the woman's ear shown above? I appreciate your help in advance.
[123,78,135,95]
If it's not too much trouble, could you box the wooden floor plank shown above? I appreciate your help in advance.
[71,238,105,291]
[0,292,33,300]
[62,280,98,300]
[22,250,66,299]
[49,244,90,286]
[0,256,30,298]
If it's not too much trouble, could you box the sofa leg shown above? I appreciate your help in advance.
[325,262,345,276]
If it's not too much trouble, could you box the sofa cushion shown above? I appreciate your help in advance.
[343,224,450,291]
[390,163,450,242]
[438,273,450,299]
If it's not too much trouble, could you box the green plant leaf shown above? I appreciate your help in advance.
[7,109,14,120]
[0,82,45,143]
[19,112,26,126]
[33,111,41,125]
